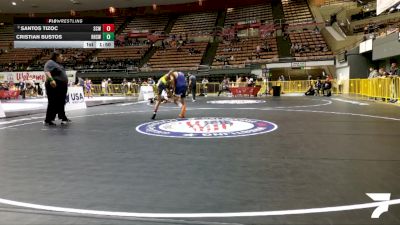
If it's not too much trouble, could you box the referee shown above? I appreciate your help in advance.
[43,51,71,126]
[188,73,196,102]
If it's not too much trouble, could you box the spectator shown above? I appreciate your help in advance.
[236,76,243,87]
[262,43,272,52]
[85,79,92,98]
[77,77,85,89]
[25,78,36,97]
[147,77,155,85]
[218,77,230,96]
[314,26,320,33]
[101,79,107,96]
[188,47,195,55]
[315,77,322,96]
[106,78,113,96]
[388,62,399,103]
[2,81,9,91]
[322,77,332,97]
[378,67,388,77]
[229,55,235,64]
[40,81,46,97]
[255,45,261,59]
[161,41,166,50]
[247,77,254,87]
[201,77,209,97]
[305,85,315,96]
[368,67,379,79]
[388,63,399,76]
[18,79,26,99]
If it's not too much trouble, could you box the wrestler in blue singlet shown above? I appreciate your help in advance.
[174,72,187,98]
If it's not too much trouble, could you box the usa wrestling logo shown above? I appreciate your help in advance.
[136,117,278,138]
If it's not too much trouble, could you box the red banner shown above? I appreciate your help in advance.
[230,87,261,97]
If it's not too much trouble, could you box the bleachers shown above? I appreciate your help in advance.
[114,17,127,33]
[147,42,208,70]
[289,30,333,60]
[352,16,400,34]
[213,37,278,67]
[89,16,161,68]
[0,24,42,68]
[170,12,217,35]
[0,4,332,72]
[0,48,42,65]
[37,49,94,65]
[322,0,352,6]
[96,45,149,61]
[121,15,169,35]
[224,4,273,27]
[281,0,313,24]
[375,21,400,38]
[0,25,13,50]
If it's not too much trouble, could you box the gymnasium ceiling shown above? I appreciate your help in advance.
[0,0,199,13]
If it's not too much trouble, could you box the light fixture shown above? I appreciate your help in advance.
[109,6,116,14]
[152,3,157,10]
[12,2,17,6]
[70,0,81,5]
[199,0,203,6]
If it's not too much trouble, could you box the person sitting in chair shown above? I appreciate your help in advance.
[305,85,315,96]
[322,78,332,97]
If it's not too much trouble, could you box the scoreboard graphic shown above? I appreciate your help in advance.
[13,18,115,49]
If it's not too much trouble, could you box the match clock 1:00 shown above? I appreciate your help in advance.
[96,41,113,48]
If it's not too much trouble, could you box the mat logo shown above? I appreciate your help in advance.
[136,117,278,138]
[185,119,233,132]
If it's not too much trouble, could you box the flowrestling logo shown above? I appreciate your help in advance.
[207,100,266,104]
[136,117,278,138]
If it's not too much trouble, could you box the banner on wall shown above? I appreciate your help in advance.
[0,71,77,83]
[65,86,86,111]
[0,101,5,118]
[291,62,306,68]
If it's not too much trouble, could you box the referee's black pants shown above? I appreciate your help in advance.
[45,80,68,123]
[191,85,196,100]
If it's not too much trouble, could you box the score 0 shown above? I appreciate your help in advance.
[102,24,115,32]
